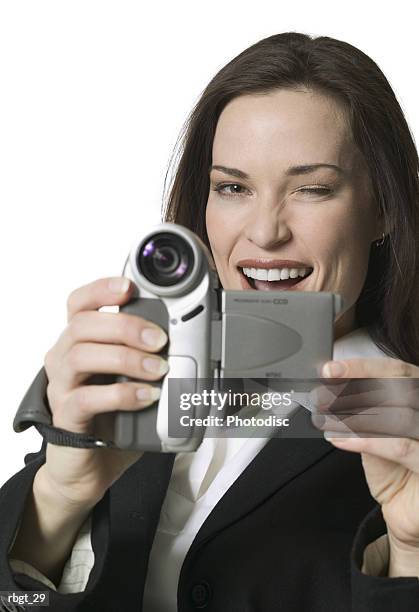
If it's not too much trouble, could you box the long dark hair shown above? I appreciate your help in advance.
[161,32,419,365]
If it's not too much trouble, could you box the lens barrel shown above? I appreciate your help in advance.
[137,232,194,286]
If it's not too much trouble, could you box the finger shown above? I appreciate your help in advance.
[66,277,133,322]
[308,382,349,407]
[308,381,384,413]
[59,310,168,355]
[312,405,419,439]
[312,384,419,413]
[336,378,414,397]
[53,382,161,431]
[62,342,169,388]
[322,436,419,473]
[322,358,419,379]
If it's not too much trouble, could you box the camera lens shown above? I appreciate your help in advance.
[152,245,180,273]
[137,232,194,286]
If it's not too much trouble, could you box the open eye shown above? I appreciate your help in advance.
[212,183,249,197]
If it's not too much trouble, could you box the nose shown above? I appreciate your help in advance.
[244,203,292,249]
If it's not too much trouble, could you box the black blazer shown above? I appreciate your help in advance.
[1,383,419,611]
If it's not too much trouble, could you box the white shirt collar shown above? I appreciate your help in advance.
[333,326,387,361]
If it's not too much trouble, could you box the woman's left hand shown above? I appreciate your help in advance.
[311,357,419,576]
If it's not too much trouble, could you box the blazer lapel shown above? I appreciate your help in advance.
[189,407,334,550]
[107,408,333,566]
[108,451,175,560]
[102,451,175,605]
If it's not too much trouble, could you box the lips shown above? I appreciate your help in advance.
[237,258,312,269]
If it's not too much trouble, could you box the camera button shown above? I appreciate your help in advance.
[181,304,204,322]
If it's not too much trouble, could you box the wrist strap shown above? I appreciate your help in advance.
[13,368,117,449]
[34,423,116,449]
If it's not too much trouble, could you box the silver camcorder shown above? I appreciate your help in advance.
[112,222,342,453]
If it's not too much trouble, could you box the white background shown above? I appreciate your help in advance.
[0,1,417,486]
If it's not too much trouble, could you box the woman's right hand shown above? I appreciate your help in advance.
[37,276,169,509]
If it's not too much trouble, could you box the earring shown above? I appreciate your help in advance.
[375,233,386,247]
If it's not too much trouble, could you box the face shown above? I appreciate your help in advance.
[205,89,382,338]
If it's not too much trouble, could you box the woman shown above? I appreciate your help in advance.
[1,32,419,611]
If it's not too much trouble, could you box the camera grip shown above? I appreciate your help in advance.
[113,297,169,451]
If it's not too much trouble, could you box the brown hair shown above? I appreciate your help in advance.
[161,32,419,365]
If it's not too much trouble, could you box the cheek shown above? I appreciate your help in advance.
[205,199,234,257]
[309,205,374,300]
[307,191,375,255]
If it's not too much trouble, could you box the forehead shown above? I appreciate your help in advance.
[212,89,359,173]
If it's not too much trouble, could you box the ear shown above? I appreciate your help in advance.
[371,202,392,244]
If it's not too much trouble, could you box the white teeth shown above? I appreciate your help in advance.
[268,269,281,281]
[242,266,311,281]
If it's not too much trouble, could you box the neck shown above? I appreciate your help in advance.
[334,305,357,340]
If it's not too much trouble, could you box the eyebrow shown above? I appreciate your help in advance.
[209,163,344,179]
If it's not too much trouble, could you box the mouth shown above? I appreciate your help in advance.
[236,260,313,291]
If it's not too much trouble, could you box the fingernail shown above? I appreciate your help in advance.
[143,357,169,375]
[108,277,130,294]
[141,328,168,349]
[324,432,358,442]
[311,414,326,428]
[309,386,335,408]
[323,431,346,442]
[136,386,161,401]
[322,361,346,378]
